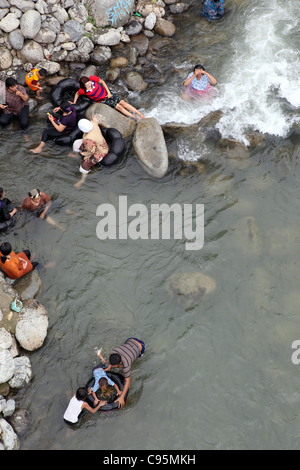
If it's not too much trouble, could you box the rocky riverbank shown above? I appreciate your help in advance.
[0,270,49,450]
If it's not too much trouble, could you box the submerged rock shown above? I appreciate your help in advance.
[133,117,169,178]
[165,271,216,308]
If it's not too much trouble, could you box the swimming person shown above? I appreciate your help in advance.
[30,100,77,153]
[25,67,47,100]
[0,77,29,130]
[71,75,145,121]
[21,188,52,220]
[63,387,107,425]
[183,64,217,100]
[201,0,225,20]
[105,338,145,409]
[0,242,38,280]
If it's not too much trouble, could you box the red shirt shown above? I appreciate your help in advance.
[78,76,107,102]
[0,251,33,280]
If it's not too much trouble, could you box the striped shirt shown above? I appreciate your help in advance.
[78,75,107,102]
[111,339,141,378]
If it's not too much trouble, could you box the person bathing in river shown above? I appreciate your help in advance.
[0,242,38,280]
[63,387,107,425]
[30,100,77,154]
[71,75,145,121]
[0,77,29,130]
[72,116,109,188]
[105,338,145,409]
[0,188,17,225]
[21,188,52,220]
[183,64,217,100]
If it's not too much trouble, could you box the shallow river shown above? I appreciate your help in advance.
[2,0,300,450]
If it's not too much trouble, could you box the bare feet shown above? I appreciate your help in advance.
[30,147,43,154]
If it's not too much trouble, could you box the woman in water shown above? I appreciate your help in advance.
[0,242,38,280]
[71,75,145,121]
[30,100,77,153]
[183,64,217,100]
[0,77,29,130]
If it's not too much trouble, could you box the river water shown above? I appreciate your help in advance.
[2,0,300,450]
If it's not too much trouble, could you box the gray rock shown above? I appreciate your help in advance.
[13,270,42,301]
[8,29,24,50]
[8,356,32,389]
[15,299,48,352]
[85,102,137,139]
[0,0,9,8]
[144,12,157,30]
[63,20,85,42]
[133,118,169,178]
[0,9,9,21]
[52,6,69,25]
[0,328,13,351]
[77,36,94,55]
[90,46,112,65]
[8,408,29,435]
[34,28,57,44]
[0,350,15,384]
[20,10,41,39]
[123,71,148,91]
[9,0,33,12]
[68,3,88,24]
[94,29,121,47]
[0,13,19,33]
[0,46,12,70]
[125,20,143,36]
[18,40,44,64]
[0,418,19,450]
[154,18,176,37]
[65,49,90,63]
[41,17,61,35]
[86,0,135,28]
[2,398,15,417]
[35,0,49,15]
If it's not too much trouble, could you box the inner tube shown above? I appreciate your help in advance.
[85,370,128,412]
[51,78,91,114]
[53,126,83,146]
[0,215,16,232]
[100,128,125,167]
[0,202,16,232]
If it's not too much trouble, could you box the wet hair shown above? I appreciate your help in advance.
[109,353,121,366]
[5,77,17,89]
[194,64,205,72]
[38,68,47,78]
[0,242,12,264]
[76,387,88,401]
[0,188,3,198]
[99,377,108,388]
[79,76,89,90]
[60,100,72,113]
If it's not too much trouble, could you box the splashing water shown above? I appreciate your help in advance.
[147,0,300,146]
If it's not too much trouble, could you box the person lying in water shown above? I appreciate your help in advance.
[71,75,145,121]
[183,64,217,100]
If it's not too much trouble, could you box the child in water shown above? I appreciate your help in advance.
[183,64,217,100]
[88,349,121,405]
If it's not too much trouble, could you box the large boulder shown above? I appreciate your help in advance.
[20,10,41,39]
[85,102,137,139]
[15,299,49,352]
[86,0,135,27]
[18,40,44,64]
[133,118,168,178]
[0,418,19,450]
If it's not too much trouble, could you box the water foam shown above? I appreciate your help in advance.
[147,0,300,147]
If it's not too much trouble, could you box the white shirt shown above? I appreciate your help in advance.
[63,396,83,423]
